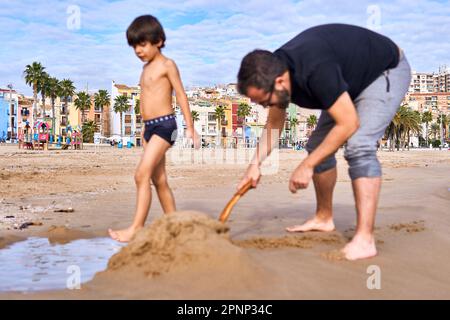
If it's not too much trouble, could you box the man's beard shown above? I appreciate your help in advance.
[273,89,291,109]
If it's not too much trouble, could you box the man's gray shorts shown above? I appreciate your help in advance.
[305,53,412,180]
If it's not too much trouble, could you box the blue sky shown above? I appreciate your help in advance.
[1,0,450,95]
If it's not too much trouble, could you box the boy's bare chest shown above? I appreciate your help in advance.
[141,67,169,89]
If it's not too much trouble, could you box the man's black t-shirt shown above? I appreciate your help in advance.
[273,24,400,110]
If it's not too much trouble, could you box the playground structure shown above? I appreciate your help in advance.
[17,121,83,151]
[66,125,83,150]
[17,122,33,150]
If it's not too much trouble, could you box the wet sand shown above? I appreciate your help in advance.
[0,144,449,299]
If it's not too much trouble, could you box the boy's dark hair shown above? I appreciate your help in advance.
[126,15,166,49]
[237,50,288,95]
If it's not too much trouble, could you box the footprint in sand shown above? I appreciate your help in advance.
[345,221,425,238]
[321,249,346,261]
[388,220,425,233]
[233,234,345,250]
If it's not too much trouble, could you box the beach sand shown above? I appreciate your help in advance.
[0,144,449,299]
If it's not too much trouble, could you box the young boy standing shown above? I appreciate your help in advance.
[109,15,199,242]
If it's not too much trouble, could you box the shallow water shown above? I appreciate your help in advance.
[0,237,124,292]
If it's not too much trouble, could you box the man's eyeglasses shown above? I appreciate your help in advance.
[260,84,275,108]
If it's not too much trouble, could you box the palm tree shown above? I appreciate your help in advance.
[46,77,61,135]
[437,114,448,143]
[306,114,318,137]
[82,120,98,143]
[190,111,200,142]
[94,89,110,112]
[421,111,433,147]
[74,91,92,124]
[191,110,200,123]
[407,110,422,149]
[385,105,422,151]
[289,117,299,145]
[113,95,131,140]
[59,79,76,124]
[23,62,46,120]
[133,99,143,132]
[134,98,140,115]
[429,122,440,141]
[94,89,110,134]
[214,105,226,146]
[37,72,50,118]
[397,105,422,150]
[385,110,400,151]
[237,102,251,144]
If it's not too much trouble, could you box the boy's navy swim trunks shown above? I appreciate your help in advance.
[143,114,178,146]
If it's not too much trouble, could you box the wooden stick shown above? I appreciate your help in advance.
[219,180,254,223]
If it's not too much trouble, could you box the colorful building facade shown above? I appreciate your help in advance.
[0,88,19,142]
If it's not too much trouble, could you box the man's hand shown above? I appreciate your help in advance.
[237,164,261,190]
[289,161,314,193]
[186,127,201,149]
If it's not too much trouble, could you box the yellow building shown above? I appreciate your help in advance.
[215,98,233,137]
[60,97,80,136]
[42,96,80,137]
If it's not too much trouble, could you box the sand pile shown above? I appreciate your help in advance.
[105,211,263,279]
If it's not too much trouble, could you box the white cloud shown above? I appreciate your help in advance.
[1,0,449,95]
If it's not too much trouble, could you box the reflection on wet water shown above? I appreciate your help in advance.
[0,237,124,292]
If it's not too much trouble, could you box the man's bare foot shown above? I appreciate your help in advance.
[108,226,142,242]
[341,235,377,260]
[286,216,335,233]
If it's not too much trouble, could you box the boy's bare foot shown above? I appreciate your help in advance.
[108,226,142,242]
[286,216,335,233]
[341,235,377,260]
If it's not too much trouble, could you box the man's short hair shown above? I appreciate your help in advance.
[127,15,166,49]
[237,50,288,95]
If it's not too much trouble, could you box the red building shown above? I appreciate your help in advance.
[231,102,243,137]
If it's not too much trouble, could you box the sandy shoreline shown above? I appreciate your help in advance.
[0,144,449,299]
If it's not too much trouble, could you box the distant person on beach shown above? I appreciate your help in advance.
[109,15,200,242]
[236,24,411,260]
